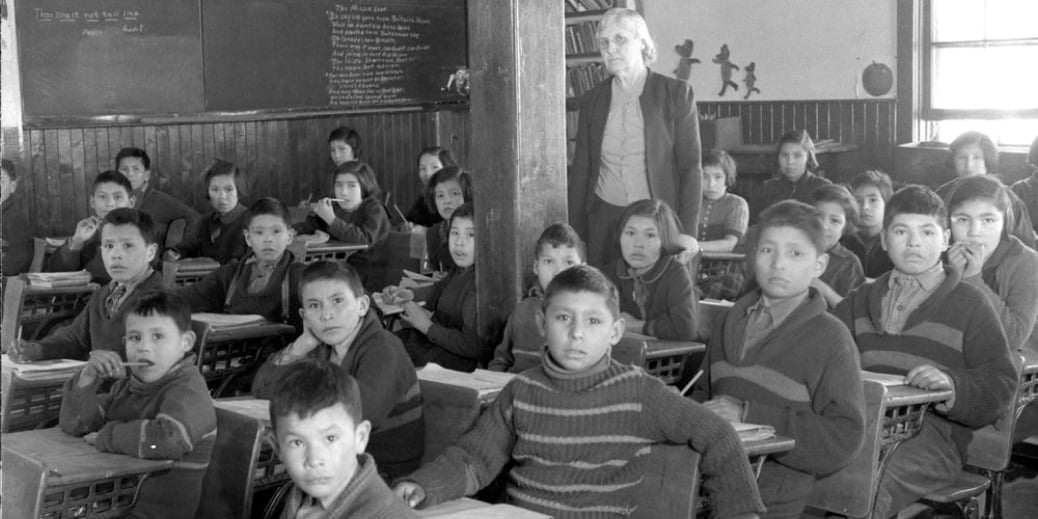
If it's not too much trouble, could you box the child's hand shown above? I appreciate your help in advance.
[621,312,644,334]
[400,301,433,334]
[70,216,101,249]
[905,364,953,392]
[311,198,337,224]
[392,481,426,508]
[947,242,968,271]
[163,249,181,262]
[960,242,985,278]
[8,339,43,362]
[291,322,322,356]
[704,395,744,423]
[83,432,99,446]
[79,350,127,388]
[675,233,700,264]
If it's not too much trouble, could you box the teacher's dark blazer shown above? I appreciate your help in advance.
[568,70,703,240]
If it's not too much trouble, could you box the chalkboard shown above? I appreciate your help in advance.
[16,0,204,117]
[202,0,469,112]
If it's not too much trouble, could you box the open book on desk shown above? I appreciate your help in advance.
[192,313,268,330]
[417,363,516,402]
[2,354,86,380]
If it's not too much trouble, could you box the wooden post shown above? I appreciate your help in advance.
[467,0,567,344]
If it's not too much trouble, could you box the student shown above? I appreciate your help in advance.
[605,199,698,340]
[48,170,137,284]
[404,146,457,228]
[833,185,1016,519]
[173,198,304,328]
[935,131,1037,249]
[10,209,165,362]
[488,223,585,373]
[848,170,896,278]
[810,184,865,307]
[270,360,417,519]
[393,265,765,518]
[59,291,217,519]
[1011,135,1038,235]
[398,202,483,371]
[295,161,392,291]
[422,167,473,273]
[946,176,1038,351]
[752,130,831,219]
[252,261,424,480]
[116,147,200,248]
[165,159,248,264]
[303,126,365,207]
[1,159,32,276]
[692,200,866,519]
[698,149,748,252]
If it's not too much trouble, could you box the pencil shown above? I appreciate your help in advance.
[392,204,408,224]
[680,369,704,396]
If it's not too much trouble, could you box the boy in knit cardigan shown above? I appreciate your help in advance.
[59,291,217,519]
[10,208,166,362]
[692,200,866,519]
[833,185,1016,519]
[271,360,418,519]
[394,265,764,519]
[488,223,586,373]
[252,261,424,480]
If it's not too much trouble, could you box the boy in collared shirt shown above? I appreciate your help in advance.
[834,185,1016,518]
[116,147,199,249]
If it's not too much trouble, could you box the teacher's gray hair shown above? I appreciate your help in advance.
[598,8,657,65]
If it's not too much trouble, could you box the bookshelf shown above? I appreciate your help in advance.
[564,0,639,108]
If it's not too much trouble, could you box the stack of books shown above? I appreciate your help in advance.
[25,270,91,288]
[2,354,86,381]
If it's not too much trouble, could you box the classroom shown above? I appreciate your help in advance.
[1,0,1037,518]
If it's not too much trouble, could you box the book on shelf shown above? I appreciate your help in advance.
[2,354,86,380]
[192,313,268,330]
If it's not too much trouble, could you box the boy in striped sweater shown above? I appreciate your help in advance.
[394,265,764,519]
[692,200,866,519]
[60,291,217,519]
[833,185,1015,519]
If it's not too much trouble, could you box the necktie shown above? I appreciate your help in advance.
[106,284,127,318]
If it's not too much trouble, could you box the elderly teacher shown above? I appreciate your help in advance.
[568,8,702,267]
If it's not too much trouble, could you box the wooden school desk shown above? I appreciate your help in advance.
[300,240,367,264]
[625,332,706,385]
[161,258,220,288]
[2,427,174,519]
[1,276,98,354]
[192,318,296,397]
[0,358,83,433]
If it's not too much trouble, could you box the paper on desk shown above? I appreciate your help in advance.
[403,269,437,283]
[2,354,86,380]
[417,363,516,400]
[214,398,270,421]
[297,230,331,245]
[418,500,550,518]
[860,371,907,387]
[192,313,268,329]
[732,422,776,442]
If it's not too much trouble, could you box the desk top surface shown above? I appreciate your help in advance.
[2,427,174,486]
[742,435,796,457]
[416,497,551,518]
[306,240,368,253]
[701,251,746,261]
[214,397,271,426]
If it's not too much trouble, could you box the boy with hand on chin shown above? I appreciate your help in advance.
[270,360,417,519]
[59,291,217,519]
[394,265,763,519]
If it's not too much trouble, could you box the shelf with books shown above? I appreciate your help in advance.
[563,0,637,107]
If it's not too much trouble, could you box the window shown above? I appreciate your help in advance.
[922,0,1038,145]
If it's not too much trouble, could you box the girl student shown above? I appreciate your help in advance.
[696,149,749,300]
[606,199,698,340]
[397,202,483,372]
[404,146,458,228]
[424,167,473,273]
[753,130,832,219]
[295,161,392,291]
[300,126,364,207]
[166,159,249,264]
[174,197,305,330]
[809,184,866,307]
[946,175,1038,352]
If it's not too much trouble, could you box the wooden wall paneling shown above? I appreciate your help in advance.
[69,128,86,224]
[43,129,62,233]
[57,129,76,228]
[81,126,97,220]
[26,130,44,235]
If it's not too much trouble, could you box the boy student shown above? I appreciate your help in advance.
[848,170,896,278]
[11,209,165,362]
[487,223,585,373]
[1,158,32,276]
[252,261,424,480]
[116,147,200,247]
[692,200,866,519]
[59,291,217,519]
[48,170,138,283]
[270,360,417,519]
[833,185,1016,519]
[394,265,765,519]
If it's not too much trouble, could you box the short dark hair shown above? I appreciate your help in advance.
[203,159,249,201]
[542,265,620,319]
[125,290,192,334]
[757,200,826,253]
[811,183,860,236]
[114,147,151,171]
[614,199,686,257]
[850,170,894,202]
[332,161,382,202]
[948,131,998,174]
[245,197,292,228]
[298,260,365,299]
[101,207,157,245]
[328,126,363,160]
[702,149,738,187]
[947,175,1014,238]
[425,167,473,214]
[449,201,475,228]
[535,223,586,261]
[417,146,458,169]
[884,185,948,230]
[269,359,364,433]
[1,159,17,181]
[93,170,133,195]
[776,130,819,171]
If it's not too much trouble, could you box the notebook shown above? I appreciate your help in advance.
[2,354,86,380]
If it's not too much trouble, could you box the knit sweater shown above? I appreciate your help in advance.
[295,198,391,274]
[819,242,865,298]
[406,353,764,518]
[692,288,866,477]
[409,266,482,371]
[843,232,895,279]
[60,355,217,519]
[487,288,546,373]
[963,235,1038,352]
[1011,169,1038,234]
[36,271,165,360]
[698,193,749,242]
[404,191,442,228]
[753,171,831,220]
[607,254,698,340]
[280,453,417,519]
[833,267,1017,454]
[172,205,248,264]
[252,312,424,478]
[1,196,33,276]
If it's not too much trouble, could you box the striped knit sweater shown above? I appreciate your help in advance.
[60,355,217,519]
[692,288,866,477]
[833,266,1017,454]
[406,352,764,518]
